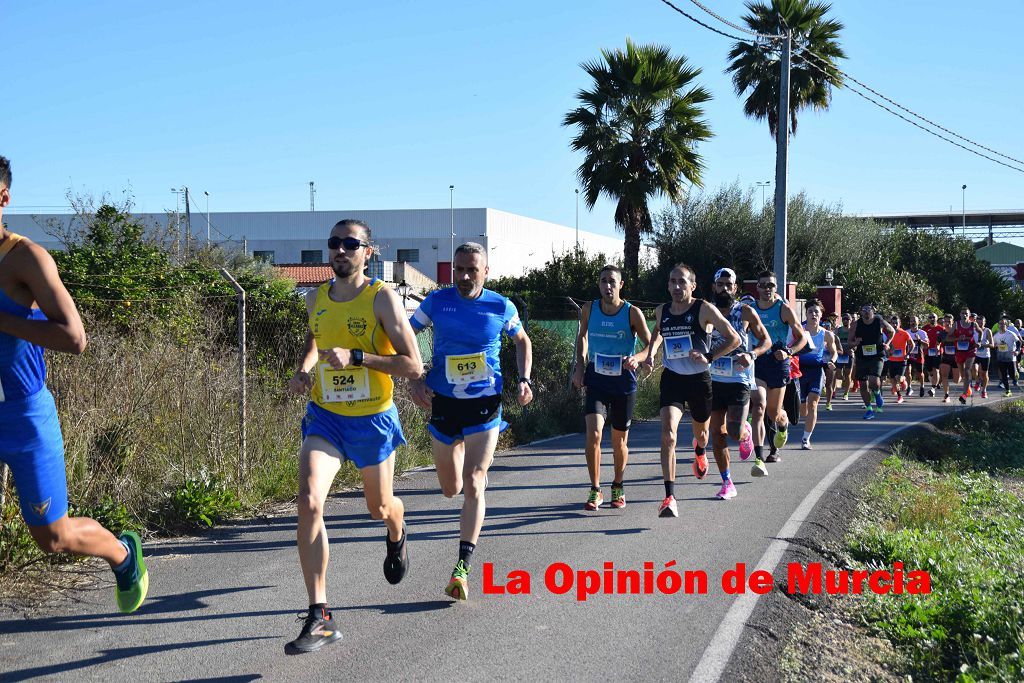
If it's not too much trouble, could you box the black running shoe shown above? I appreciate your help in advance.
[765,452,782,464]
[383,522,409,585]
[286,607,342,654]
[919,387,925,398]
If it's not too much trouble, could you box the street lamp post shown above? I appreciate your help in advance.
[755,181,771,208]
[961,184,967,237]
[171,187,184,257]
[575,188,579,250]
[204,191,211,247]
[449,185,455,285]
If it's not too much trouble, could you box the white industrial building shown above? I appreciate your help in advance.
[3,208,635,283]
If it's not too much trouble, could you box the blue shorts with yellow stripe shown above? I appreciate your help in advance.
[301,402,406,469]
[0,389,69,526]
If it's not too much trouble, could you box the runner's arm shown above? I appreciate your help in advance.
[0,242,86,354]
[742,306,772,359]
[644,305,664,365]
[825,330,838,363]
[363,285,424,379]
[574,301,591,370]
[511,328,534,405]
[780,304,807,354]
[628,304,652,364]
[702,303,740,360]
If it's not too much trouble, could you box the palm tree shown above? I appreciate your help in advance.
[726,0,846,139]
[564,39,712,283]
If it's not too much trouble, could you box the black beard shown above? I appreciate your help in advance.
[713,291,734,307]
[332,260,357,278]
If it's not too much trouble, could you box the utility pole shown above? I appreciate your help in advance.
[773,29,792,292]
[961,184,967,237]
[449,184,455,285]
[184,186,192,256]
[204,191,211,247]
[310,181,316,211]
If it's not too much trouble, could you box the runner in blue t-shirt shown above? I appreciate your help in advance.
[571,265,652,512]
[0,155,147,613]
[410,242,533,601]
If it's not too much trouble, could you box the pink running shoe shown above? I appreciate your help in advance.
[715,480,737,500]
[738,423,754,460]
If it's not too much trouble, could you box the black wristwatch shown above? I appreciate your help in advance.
[351,349,364,367]
[519,378,533,387]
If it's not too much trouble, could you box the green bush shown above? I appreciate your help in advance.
[165,477,243,528]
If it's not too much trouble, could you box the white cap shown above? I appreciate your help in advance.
[714,267,737,282]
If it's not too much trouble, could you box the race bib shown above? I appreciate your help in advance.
[891,348,904,359]
[837,354,850,364]
[957,340,970,351]
[710,357,734,378]
[928,348,939,357]
[665,335,693,360]
[319,364,371,403]
[445,352,488,384]
[861,344,878,356]
[999,343,1010,353]
[594,353,623,376]
[943,344,956,355]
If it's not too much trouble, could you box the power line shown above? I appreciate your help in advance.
[187,192,244,245]
[684,0,784,40]
[656,0,750,42]
[798,50,1024,175]
[798,45,1024,168]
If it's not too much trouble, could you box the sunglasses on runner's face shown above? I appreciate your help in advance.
[328,236,369,251]
[757,282,776,289]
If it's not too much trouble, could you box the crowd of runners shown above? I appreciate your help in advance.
[3,151,1024,654]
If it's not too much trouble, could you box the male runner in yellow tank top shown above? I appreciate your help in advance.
[285,219,423,654]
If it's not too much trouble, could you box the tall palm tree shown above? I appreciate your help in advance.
[564,39,712,283]
[726,0,846,139]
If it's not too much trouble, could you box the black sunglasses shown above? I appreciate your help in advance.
[757,282,776,289]
[328,236,369,251]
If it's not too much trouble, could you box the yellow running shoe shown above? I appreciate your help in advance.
[445,560,470,601]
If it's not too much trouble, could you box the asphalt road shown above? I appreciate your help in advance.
[0,391,996,682]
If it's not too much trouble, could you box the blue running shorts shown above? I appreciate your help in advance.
[0,389,69,526]
[301,402,406,469]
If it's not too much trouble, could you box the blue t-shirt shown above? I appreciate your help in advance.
[0,288,47,402]
[411,287,522,399]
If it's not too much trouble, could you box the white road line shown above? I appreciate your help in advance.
[688,402,991,682]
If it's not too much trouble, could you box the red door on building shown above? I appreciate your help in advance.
[437,261,452,285]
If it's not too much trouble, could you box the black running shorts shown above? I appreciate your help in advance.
[711,381,751,412]
[660,369,713,423]
[584,387,636,432]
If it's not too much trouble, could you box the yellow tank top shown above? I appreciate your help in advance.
[309,278,396,416]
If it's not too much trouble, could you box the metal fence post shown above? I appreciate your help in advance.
[0,464,8,508]
[219,269,247,488]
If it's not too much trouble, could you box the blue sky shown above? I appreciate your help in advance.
[6,1,1022,240]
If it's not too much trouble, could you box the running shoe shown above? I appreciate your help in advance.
[965,387,973,397]
[750,458,768,477]
[959,394,967,405]
[919,387,926,398]
[114,531,148,614]
[383,522,409,585]
[610,485,626,509]
[928,387,935,397]
[658,496,679,518]
[715,480,737,500]
[801,438,811,450]
[445,560,470,601]
[692,453,709,480]
[773,425,788,450]
[942,394,950,403]
[896,395,905,404]
[287,606,343,653]
[824,402,833,411]
[738,424,753,461]
[863,408,875,420]
[765,452,782,464]
[874,391,884,409]
[981,390,988,399]
[584,489,603,511]
[1006,390,1013,397]
[842,391,850,401]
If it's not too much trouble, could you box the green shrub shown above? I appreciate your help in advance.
[165,477,243,528]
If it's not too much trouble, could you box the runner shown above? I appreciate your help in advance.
[822,312,841,410]
[409,242,533,600]
[938,314,958,403]
[905,317,929,397]
[749,271,806,470]
[885,315,914,404]
[951,308,981,404]
[834,312,854,401]
[0,155,148,614]
[995,316,1021,396]
[796,301,837,449]
[572,265,652,512]
[286,218,423,653]
[707,268,771,500]
[645,263,740,515]
[847,304,895,420]
[922,313,942,396]
[972,315,992,399]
